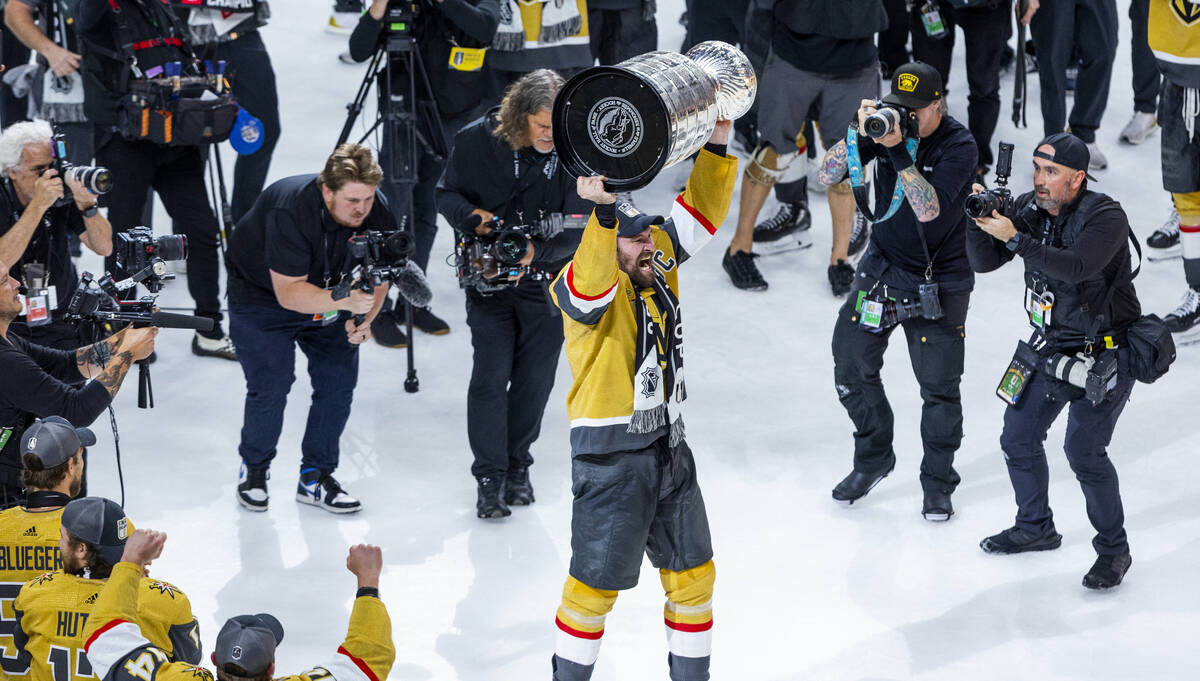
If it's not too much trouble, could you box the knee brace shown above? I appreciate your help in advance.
[827,178,853,195]
[745,144,798,187]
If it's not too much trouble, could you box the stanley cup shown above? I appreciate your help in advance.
[551,41,756,191]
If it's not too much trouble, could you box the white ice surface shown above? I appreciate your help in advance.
[70,2,1200,680]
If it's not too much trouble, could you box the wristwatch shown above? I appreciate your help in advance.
[81,205,99,218]
[1005,233,1021,252]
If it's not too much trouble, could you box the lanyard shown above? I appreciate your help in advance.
[4,179,54,281]
[846,123,919,225]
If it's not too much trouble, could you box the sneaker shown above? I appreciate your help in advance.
[1147,208,1181,260]
[847,211,870,259]
[371,309,409,348]
[296,468,362,513]
[504,467,535,506]
[979,525,1063,554]
[1086,142,1108,170]
[192,332,238,361]
[1082,552,1132,590]
[1119,112,1158,145]
[921,489,953,521]
[722,249,768,291]
[237,464,269,512]
[476,476,511,519]
[326,10,359,34]
[410,306,450,335]
[828,259,855,297]
[752,202,811,243]
[1164,287,1200,333]
[831,458,895,505]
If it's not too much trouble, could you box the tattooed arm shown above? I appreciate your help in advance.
[896,164,941,222]
[818,140,850,186]
[75,327,157,397]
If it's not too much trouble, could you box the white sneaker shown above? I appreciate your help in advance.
[237,464,269,512]
[296,469,362,514]
[192,332,238,361]
[1120,112,1158,145]
[1086,142,1108,170]
[326,11,359,34]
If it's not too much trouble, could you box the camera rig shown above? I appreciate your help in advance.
[330,229,417,316]
[964,141,1015,219]
[454,213,586,294]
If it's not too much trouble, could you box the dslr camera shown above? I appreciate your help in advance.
[1045,349,1119,405]
[50,128,112,207]
[862,101,919,140]
[964,141,1015,219]
[114,227,187,293]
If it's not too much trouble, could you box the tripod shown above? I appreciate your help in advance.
[338,6,448,394]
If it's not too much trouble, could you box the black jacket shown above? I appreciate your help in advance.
[966,189,1141,349]
[437,108,591,272]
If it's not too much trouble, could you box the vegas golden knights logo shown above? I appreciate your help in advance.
[1173,0,1200,24]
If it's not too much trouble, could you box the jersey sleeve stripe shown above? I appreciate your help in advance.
[565,264,619,304]
[83,618,134,654]
[336,645,380,681]
[674,195,717,235]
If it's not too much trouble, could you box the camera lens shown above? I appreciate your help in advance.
[494,231,530,265]
[154,234,188,262]
[964,193,1000,219]
[384,231,414,258]
[66,166,114,194]
[863,109,899,140]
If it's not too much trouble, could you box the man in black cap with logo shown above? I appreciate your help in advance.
[819,61,978,521]
[966,132,1141,590]
[84,534,394,681]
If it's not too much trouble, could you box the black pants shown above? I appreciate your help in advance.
[878,0,911,78]
[831,281,969,493]
[1029,0,1118,142]
[1,24,30,126]
[214,31,281,223]
[681,0,747,50]
[96,131,224,327]
[910,0,1011,168]
[589,8,657,65]
[465,281,563,479]
[999,347,1134,555]
[1129,0,1160,114]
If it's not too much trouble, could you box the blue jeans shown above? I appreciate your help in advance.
[229,303,359,475]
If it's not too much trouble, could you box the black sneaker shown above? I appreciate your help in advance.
[505,467,535,506]
[296,468,362,513]
[1164,287,1200,333]
[847,211,869,258]
[828,259,855,297]
[1082,552,1132,590]
[410,306,450,335]
[192,332,238,361]
[722,249,768,291]
[371,309,409,348]
[753,203,811,243]
[237,464,269,512]
[921,489,953,521]
[476,476,511,519]
[979,525,1063,554]
[831,458,895,505]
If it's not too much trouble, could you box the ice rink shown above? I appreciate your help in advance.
[63,2,1200,680]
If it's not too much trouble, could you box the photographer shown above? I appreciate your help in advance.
[225,144,392,515]
[819,62,978,520]
[967,133,1139,590]
[437,69,589,519]
[76,0,236,360]
[347,0,500,344]
[0,261,156,508]
[0,120,112,349]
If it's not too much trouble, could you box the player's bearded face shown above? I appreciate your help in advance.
[617,230,655,288]
[58,527,84,574]
[68,452,83,497]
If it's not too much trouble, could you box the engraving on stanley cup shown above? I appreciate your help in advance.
[552,40,756,190]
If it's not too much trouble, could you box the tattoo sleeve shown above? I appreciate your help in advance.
[76,340,115,372]
[92,350,135,398]
[897,165,941,221]
[819,141,849,186]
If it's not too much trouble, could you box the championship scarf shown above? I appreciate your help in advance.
[539,0,581,44]
[495,0,582,50]
[629,272,686,446]
[494,0,527,51]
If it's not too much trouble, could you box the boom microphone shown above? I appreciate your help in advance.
[394,260,433,308]
[149,311,215,332]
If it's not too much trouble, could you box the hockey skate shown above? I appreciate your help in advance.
[1147,208,1181,262]
[1165,287,1200,344]
[753,202,813,256]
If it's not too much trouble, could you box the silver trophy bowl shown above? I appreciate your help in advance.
[552,40,757,190]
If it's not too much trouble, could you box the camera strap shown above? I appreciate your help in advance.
[845,124,919,224]
[1076,226,1141,353]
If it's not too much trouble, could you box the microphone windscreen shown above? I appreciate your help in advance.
[394,260,433,308]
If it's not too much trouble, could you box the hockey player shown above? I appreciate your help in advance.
[83,534,394,681]
[547,120,735,681]
[1148,0,1200,339]
[12,497,199,681]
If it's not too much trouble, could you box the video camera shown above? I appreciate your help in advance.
[455,213,586,294]
[331,229,431,321]
[862,101,919,140]
[113,227,188,294]
[50,128,112,207]
[964,142,1015,219]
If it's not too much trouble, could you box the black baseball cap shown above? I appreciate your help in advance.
[1034,132,1097,181]
[60,497,128,566]
[882,61,944,109]
[615,201,663,237]
[21,416,95,470]
[214,614,285,676]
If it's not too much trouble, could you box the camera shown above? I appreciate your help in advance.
[114,227,187,293]
[1045,349,1119,404]
[862,101,918,140]
[331,229,432,319]
[50,129,112,207]
[964,141,1015,219]
[455,218,533,294]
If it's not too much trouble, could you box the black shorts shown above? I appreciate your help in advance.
[1159,80,1200,193]
[568,437,713,591]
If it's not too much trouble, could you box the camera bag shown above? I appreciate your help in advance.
[117,78,237,146]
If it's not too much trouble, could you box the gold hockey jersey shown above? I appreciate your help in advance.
[13,570,200,681]
[1149,0,1200,87]
[84,563,395,681]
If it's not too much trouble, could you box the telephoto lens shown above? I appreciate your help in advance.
[1045,353,1092,389]
[65,165,113,194]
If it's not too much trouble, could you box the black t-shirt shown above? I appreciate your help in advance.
[770,25,877,75]
[0,180,86,312]
[0,333,110,480]
[856,115,979,283]
[226,174,394,311]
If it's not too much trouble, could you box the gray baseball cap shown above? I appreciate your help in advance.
[21,416,95,470]
[214,614,285,676]
[60,497,128,566]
